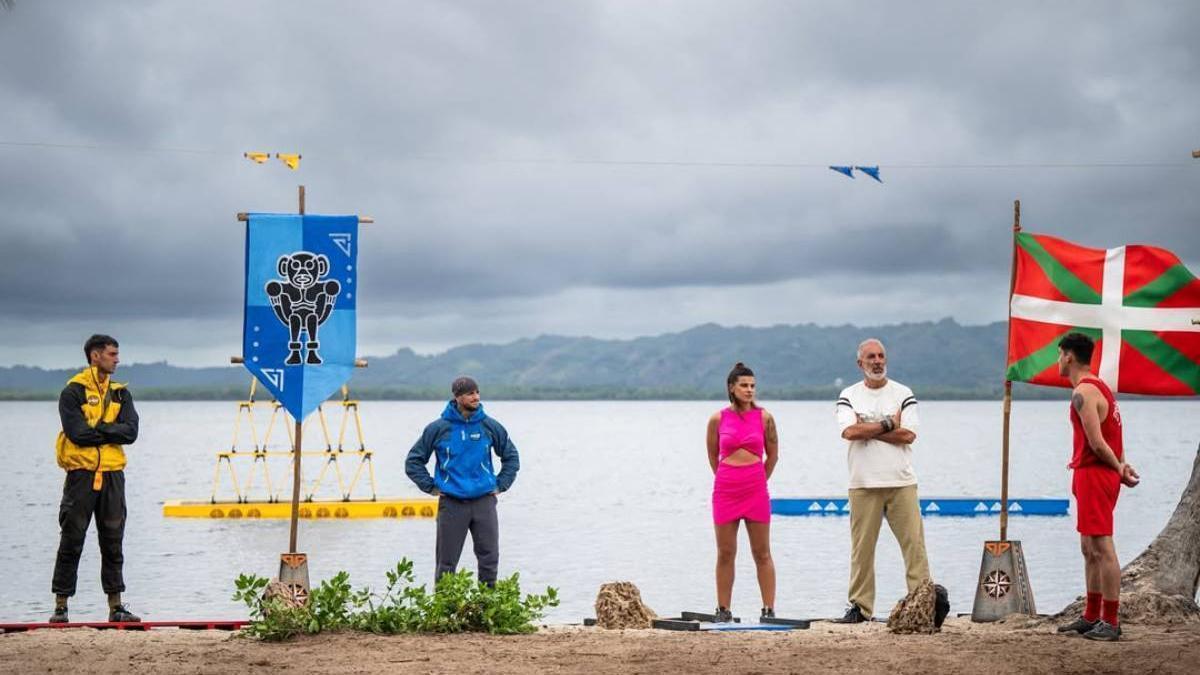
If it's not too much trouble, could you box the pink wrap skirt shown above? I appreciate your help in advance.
[712,461,770,524]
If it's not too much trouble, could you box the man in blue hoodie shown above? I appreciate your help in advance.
[406,376,520,586]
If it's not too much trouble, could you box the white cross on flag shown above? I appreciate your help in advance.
[1006,232,1200,395]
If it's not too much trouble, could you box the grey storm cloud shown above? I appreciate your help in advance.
[0,1,1197,364]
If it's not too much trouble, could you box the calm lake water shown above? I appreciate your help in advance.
[2,399,1196,624]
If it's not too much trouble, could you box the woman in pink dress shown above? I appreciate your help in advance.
[706,362,778,622]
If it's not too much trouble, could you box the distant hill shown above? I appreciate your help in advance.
[0,319,1058,400]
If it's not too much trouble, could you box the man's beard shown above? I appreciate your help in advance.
[865,366,887,382]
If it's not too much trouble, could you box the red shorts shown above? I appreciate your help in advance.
[1071,465,1121,536]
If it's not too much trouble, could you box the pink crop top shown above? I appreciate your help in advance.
[718,407,765,459]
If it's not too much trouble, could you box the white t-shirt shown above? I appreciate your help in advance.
[836,379,920,489]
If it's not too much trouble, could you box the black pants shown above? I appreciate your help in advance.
[435,494,499,585]
[51,469,126,597]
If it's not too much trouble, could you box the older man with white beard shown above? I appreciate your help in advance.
[831,338,931,623]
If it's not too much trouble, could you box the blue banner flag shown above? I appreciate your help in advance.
[243,214,359,420]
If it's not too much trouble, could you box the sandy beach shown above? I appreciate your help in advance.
[3,617,1198,674]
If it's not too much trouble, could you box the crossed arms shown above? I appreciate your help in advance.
[58,385,139,447]
[840,409,916,445]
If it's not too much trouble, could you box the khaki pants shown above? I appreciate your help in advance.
[848,484,930,618]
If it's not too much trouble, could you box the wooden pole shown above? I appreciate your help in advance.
[231,355,369,368]
[1000,199,1021,541]
[286,186,307,553]
[289,420,302,552]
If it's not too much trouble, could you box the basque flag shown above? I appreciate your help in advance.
[243,214,359,420]
[1006,232,1200,395]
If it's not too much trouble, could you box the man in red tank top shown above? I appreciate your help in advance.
[1054,333,1139,642]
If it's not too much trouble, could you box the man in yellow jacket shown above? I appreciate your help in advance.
[51,335,140,624]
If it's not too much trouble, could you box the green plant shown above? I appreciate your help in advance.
[482,573,559,635]
[233,558,559,640]
[349,559,428,634]
[307,570,356,632]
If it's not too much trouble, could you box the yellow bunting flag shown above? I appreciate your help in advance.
[276,153,302,170]
[243,151,270,164]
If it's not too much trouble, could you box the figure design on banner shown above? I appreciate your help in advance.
[265,251,341,365]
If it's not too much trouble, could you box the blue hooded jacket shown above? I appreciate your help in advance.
[405,400,520,499]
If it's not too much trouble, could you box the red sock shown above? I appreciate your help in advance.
[1083,592,1102,622]
[1101,598,1120,626]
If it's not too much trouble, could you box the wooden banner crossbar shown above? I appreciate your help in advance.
[236,212,373,223]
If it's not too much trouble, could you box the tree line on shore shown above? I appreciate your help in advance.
[0,319,1175,401]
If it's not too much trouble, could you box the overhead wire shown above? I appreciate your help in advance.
[0,139,1195,170]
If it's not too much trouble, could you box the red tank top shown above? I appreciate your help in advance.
[1069,376,1123,469]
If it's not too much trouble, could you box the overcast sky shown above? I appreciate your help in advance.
[1,1,1197,368]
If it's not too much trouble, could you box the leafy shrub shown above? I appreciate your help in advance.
[233,558,558,640]
[308,570,355,632]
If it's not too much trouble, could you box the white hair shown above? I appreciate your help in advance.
[856,338,885,361]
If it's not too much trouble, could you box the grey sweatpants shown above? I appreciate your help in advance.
[436,493,499,584]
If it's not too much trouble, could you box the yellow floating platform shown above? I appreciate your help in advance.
[162,498,438,519]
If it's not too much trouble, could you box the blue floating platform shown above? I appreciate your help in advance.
[771,497,1068,517]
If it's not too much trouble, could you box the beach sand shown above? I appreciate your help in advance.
[2,616,1197,674]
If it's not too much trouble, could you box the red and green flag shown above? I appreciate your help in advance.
[1006,232,1200,395]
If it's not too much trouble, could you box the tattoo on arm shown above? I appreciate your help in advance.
[766,416,778,445]
[1072,392,1085,413]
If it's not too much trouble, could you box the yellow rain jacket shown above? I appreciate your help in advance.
[55,368,139,483]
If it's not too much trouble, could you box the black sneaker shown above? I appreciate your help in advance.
[108,605,141,623]
[49,607,69,624]
[1082,620,1121,641]
[713,607,733,623]
[1057,616,1098,634]
[761,607,775,619]
[833,603,867,624]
